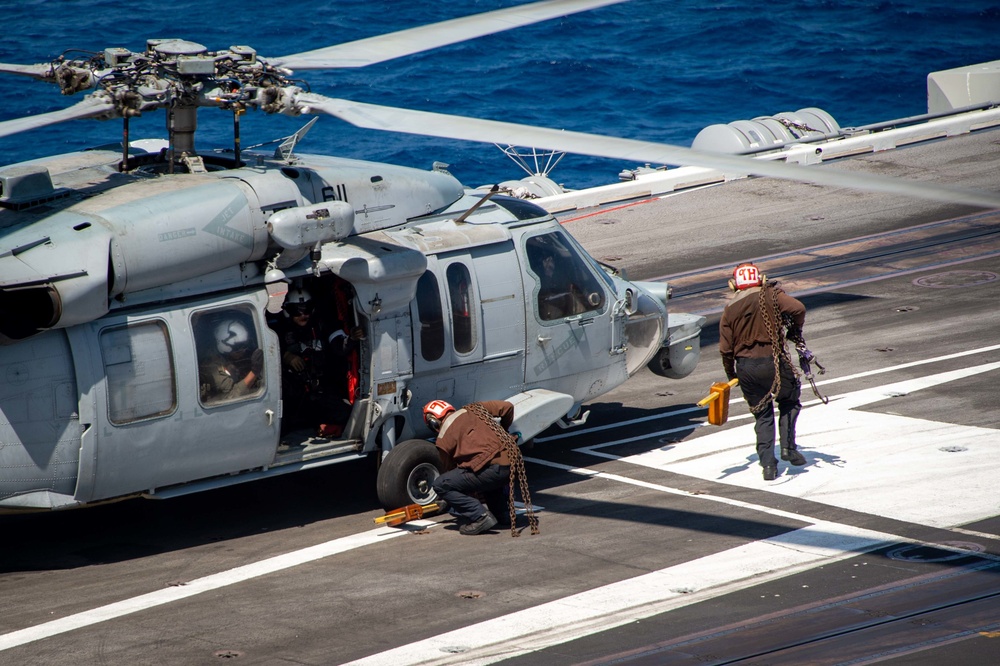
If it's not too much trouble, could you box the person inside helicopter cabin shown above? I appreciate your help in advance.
[529,244,573,320]
[198,316,264,404]
[275,284,363,437]
[527,237,599,320]
[718,262,808,481]
[329,277,365,413]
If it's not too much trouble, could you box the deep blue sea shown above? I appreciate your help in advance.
[1,0,998,189]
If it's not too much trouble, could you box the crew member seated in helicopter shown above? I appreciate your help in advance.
[526,235,603,321]
[198,317,264,404]
[274,286,363,437]
[531,246,586,320]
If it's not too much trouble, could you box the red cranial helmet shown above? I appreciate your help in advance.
[732,262,763,290]
[423,400,455,432]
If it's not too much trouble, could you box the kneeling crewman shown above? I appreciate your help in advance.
[424,399,515,535]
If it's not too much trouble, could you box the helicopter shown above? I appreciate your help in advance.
[2,0,999,514]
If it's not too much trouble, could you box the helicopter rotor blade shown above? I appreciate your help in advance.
[0,95,116,140]
[295,93,1000,210]
[271,0,626,70]
[0,62,54,81]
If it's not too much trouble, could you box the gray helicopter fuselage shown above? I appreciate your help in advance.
[0,147,702,511]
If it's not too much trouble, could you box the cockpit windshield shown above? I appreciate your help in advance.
[525,231,606,321]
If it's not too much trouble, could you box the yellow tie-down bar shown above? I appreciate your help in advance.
[697,378,739,426]
[374,502,445,526]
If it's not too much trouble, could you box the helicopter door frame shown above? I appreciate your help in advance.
[70,289,281,503]
[406,242,526,412]
[435,251,485,368]
[516,226,622,396]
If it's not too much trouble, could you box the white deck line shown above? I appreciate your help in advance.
[346,518,995,666]
[0,521,435,652]
[3,351,997,662]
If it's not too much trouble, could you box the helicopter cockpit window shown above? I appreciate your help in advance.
[192,306,265,406]
[526,232,606,322]
[446,263,477,354]
[100,321,176,424]
[415,271,445,362]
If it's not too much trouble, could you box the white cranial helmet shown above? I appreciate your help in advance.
[286,287,312,306]
[214,320,250,354]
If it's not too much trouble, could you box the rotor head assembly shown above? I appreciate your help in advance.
[40,40,290,118]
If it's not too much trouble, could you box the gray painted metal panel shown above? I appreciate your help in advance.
[0,330,80,507]
[928,60,1000,113]
[74,289,281,502]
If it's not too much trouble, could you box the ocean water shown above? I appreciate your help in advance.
[1,0,998,189]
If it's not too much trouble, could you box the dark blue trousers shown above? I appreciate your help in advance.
[432,463,510,522]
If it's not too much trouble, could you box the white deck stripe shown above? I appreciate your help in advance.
[594,360,1000,530]
[535,343,1000,443]
[0,521,435,652]
[343,524,905,666]
[577,357,1000,452]
[4,349,997,659]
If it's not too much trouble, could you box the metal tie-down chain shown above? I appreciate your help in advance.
[749,284,799,415]
[465,403,540,536]
[750,283,828,413]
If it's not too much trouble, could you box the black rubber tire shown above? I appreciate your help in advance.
[375,439,442,509]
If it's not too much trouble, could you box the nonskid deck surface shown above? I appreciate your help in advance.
[2,125,999,666]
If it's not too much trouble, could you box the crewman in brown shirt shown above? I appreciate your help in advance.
[719,263,808,480]
[425,399,514,534]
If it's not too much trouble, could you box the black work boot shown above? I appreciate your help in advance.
[459,510,498,535]
[781,448,807,466]
[762,465,778,481]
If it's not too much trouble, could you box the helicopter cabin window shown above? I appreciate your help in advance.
[415,271,445,362]
[100,321,176,424]
[446,263,476,354]
[192,305,265,406]
[526,232,606,322]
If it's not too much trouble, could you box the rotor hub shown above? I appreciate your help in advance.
[150,39,208,57]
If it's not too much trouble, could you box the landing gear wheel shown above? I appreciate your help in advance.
[376,439,442,508]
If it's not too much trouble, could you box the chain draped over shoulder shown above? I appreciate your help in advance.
[464,402,540,536]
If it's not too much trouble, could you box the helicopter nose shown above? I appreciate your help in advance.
[624,281,705,380]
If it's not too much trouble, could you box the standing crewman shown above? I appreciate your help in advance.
[274,287,329,433]
[719,263,808,480]
[425,399,537,536]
